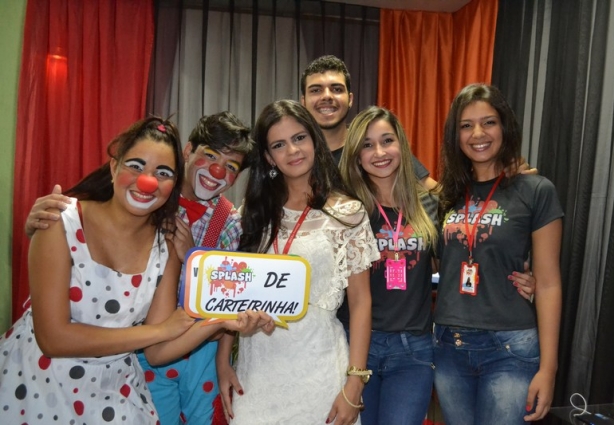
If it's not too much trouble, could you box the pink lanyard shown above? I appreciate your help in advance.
[376,202,403,259]
[273,206,311,255]
[464,172,504,262]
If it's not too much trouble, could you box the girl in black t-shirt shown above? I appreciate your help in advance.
[435,84,563,424]
[339,107,439,425]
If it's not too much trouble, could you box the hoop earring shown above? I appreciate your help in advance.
[268,167,279,179]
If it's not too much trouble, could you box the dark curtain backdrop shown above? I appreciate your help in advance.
[147,0,380,206]
[493,0,614,421]
[145,0,614,419]
[11,0,154,321]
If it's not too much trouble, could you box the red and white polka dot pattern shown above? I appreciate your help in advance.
[0,199,168,423]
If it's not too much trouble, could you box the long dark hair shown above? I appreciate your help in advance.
[439,83,521,214]
[65,117,184,232]
[239,99,349,253]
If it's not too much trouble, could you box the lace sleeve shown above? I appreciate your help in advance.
[344,210,380,275]
[327,198,380,286]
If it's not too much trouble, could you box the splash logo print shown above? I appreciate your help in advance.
[374,222,426,271]
[206,257,254,298]
[444,198,508,246]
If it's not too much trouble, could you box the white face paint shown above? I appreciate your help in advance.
[125,190,158,210]
[193,168,228,201]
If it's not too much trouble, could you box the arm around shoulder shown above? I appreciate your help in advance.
[24,185,71,238]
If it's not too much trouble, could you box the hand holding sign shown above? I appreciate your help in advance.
[232,309,276,336]
[181,248,311,328]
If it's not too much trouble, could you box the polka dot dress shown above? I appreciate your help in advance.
[0,199,167,424]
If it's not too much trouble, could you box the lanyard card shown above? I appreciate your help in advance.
[385,257,406,290]
[460,261,479,295]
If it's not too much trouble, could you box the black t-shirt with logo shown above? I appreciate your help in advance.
[434,174,563,331]
[338,194,438,333]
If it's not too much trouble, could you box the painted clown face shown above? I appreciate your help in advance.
[111,137,177,214]
[183,143,245,201]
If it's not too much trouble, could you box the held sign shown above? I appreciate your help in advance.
[180,248,311,328]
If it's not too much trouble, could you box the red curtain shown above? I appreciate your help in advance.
[11,0,154,322]
[377,0,498,178]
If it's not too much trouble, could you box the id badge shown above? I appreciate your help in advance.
[385,256,406,290]
[460,261,479,295]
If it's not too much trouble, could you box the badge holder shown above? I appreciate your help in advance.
[386,253,407,290]
[460,261,479,295]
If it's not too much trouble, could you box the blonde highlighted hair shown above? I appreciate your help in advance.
[340,106,438,246]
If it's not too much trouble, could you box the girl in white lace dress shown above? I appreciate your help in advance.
[216,100,379,425]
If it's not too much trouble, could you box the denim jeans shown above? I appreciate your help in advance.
[360,330,434,425]
[433,325,540,425]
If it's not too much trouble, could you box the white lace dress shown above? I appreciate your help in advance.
[231,198,379,425]
[0,199,167,424]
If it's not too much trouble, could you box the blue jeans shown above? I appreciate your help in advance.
[433,325,540,425]
[360,330,434,425]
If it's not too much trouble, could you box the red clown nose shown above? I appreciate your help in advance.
[209,164,226,180]
[209,163,226,180]
[136,174,159,193]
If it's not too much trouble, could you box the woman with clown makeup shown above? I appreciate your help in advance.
[0,117,272,424]
[23,112,262,424]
